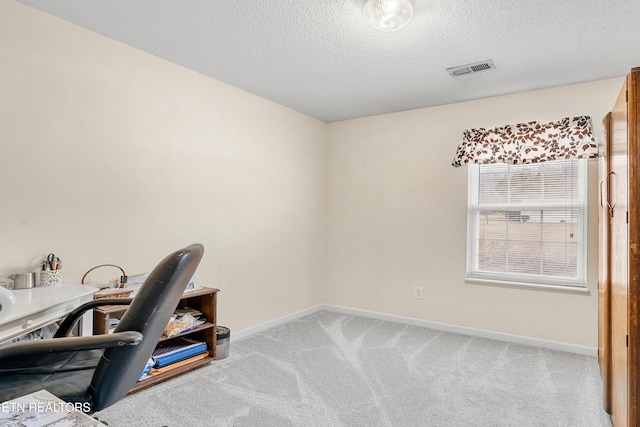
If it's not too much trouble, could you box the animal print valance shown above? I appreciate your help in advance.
[451,116,597,167]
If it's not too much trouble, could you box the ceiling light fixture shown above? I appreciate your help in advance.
[363,0,414,32]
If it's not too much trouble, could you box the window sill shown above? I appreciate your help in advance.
[465,277,590,294]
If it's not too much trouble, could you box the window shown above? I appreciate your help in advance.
[466,159,587,290]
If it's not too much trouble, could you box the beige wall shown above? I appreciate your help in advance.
[0,1,327,331]
[1,1,626,347]
[327,78,623,346]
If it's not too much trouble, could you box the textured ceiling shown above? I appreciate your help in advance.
[15,0,640,122]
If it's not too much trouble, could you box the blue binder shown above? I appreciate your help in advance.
[152,337,208,368]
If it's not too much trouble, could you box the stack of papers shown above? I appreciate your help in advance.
[163,307,206,338]
[0,389,106,426]
[122,273,149,297]
[174,307,202,317]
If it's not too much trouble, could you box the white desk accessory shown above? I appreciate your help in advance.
[0,286,17,322]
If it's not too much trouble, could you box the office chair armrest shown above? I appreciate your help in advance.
[55,298,134,338]
[0,331,143,362]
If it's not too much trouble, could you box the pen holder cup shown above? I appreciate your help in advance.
[39,269,62,287]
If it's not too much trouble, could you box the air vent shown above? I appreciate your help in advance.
[447,60,495,77]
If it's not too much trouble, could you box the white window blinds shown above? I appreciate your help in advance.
[467,159,587,289]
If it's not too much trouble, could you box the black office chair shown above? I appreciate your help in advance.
[0,243,204,413]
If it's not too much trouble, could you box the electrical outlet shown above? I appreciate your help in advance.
[414,286,423,299]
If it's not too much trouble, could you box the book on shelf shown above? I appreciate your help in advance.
[144,353,209,379]
[152,337,208,368]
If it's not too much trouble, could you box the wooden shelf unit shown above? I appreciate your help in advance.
[93,286,219,393]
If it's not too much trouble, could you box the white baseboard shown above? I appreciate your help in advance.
[231,304,323,341]
[230,303,596,356]
[323,304,597,356]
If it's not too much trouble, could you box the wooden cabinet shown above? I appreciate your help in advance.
[600,67,640,427]
[93,287,219,393]
[599,112,612,414]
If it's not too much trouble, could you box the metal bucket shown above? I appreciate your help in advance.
[10,272,36,289]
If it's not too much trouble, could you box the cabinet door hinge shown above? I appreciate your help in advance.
[627,211,630,224]
[627,335,629,347]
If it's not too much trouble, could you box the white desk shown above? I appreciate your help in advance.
[0,284,97,343]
